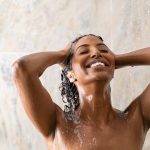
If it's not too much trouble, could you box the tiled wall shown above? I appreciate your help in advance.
[0,0,150,150]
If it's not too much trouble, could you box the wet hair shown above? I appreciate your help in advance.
[59,34,104,121]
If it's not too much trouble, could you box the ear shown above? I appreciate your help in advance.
[67,71,77,83]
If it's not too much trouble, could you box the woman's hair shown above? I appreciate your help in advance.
[59,34,103,121]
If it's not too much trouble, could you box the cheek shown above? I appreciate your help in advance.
[71,64,89,84]
[72,63,86,77]
[72,57,87,73]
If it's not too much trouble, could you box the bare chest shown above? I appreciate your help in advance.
[49,120,145,150]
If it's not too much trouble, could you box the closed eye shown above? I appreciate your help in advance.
[79,50,89,55]
[99,49,108,53]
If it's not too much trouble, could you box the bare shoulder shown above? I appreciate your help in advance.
[121,84,150,130]
[113,95,141,120]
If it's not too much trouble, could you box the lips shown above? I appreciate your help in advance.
[85,59,109,68]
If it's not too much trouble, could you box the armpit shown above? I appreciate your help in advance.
[139,83,150,129]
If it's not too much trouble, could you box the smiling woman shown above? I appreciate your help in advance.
[59,34,114,121]
[12,34,150,150]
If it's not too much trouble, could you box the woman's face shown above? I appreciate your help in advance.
[70,36,115,86]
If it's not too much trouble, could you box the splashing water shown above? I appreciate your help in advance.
[74,125,83,148]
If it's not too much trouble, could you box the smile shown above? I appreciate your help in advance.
[90,62,105,68]
[85,59,109,69]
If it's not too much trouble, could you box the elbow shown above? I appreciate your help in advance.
[11,60,28,80]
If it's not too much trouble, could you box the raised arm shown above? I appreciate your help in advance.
[115,47,150,69]
[12,48,68,139]
[115,47,150,128]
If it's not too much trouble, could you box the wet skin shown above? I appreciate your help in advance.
[47,37,148,150]
[12,36,150,150]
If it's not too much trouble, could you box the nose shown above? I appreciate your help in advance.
[91,49,102,59]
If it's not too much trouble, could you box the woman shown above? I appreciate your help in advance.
[12,34,150,150]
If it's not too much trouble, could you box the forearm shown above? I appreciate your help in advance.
[11,50,66,137]
[115,47,150,69]
[12,50,65,77]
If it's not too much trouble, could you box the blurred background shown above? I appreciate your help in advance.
[0,0,150,149]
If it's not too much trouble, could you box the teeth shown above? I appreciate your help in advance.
[90,62,105,68]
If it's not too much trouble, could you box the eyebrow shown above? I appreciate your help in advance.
[76,43,106,51]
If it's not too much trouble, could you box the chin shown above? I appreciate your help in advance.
[85,74,112,84]
[94,76,111,83]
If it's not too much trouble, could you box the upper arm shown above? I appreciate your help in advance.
[140,83,150,128]
[12,61,57,138]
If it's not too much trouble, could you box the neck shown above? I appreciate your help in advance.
[75,81,115,125]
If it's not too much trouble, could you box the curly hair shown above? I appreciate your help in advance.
[59,34,104,121]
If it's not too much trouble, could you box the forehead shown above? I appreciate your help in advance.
[74,36,103,50]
